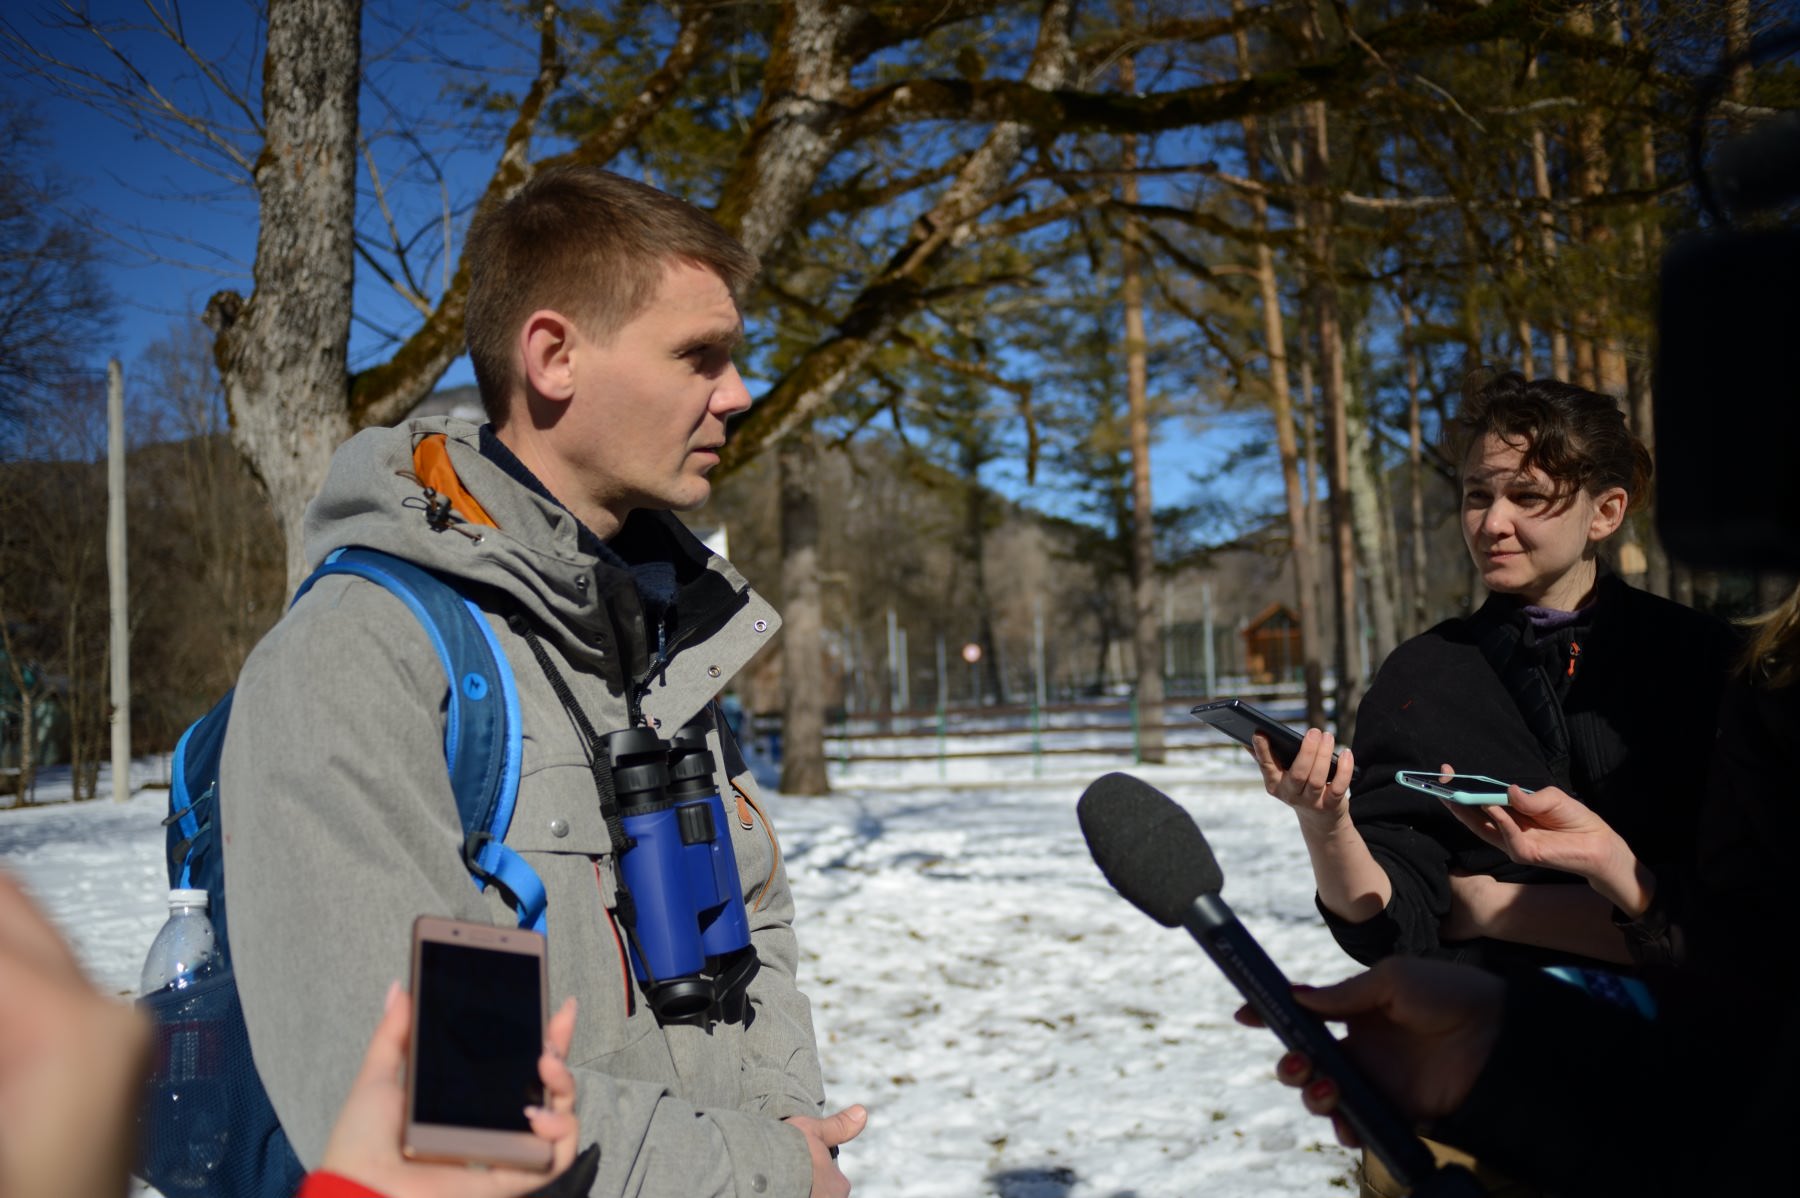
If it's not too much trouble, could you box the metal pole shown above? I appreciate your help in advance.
[935,635,948,781]
[1032,595,1046,777]
[1033,594,1047,711]
[1164,584,1175,681]
[886,607,898,715]
[842,622,855,716]
[106,359,130,803]
[1202,581,1217,698]
[897,626,910,716]
[937,635,949,713]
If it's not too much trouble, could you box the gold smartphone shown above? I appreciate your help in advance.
[402,915,553,1172]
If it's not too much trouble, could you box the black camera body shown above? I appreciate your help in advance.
[1655,225,1800,571]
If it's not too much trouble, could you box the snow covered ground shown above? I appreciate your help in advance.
[6,748,1363,1197]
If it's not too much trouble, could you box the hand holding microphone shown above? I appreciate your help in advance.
[1077,772,1485,1198]
[1235,958,1504,1150]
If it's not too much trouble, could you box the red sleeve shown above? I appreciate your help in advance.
[294,1172,387,1198]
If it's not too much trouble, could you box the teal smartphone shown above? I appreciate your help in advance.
[1394,771,1529,806]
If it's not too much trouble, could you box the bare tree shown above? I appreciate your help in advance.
[777,428,829,795]
[0,106,111,449]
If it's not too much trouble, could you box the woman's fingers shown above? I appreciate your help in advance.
[1442,800,1502,847]
[1302,1074,1339,1117]
[1250,734,1286,792]
[1299,729,1334,792]
[1276,1051,1312,1088]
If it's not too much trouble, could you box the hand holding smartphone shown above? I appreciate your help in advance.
[404,916,554,1172]
[1191,699,1357,787]
[1394,771,1530,807]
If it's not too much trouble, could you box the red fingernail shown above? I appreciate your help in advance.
[1306,1078,1335,1102]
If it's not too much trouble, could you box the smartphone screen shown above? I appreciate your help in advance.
[405,918,552,1171]
[412,939,544,1132]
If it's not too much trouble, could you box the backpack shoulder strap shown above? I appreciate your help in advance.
[299,547,544,932]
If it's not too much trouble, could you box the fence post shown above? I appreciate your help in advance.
[1031,692,1042,777]
[936,695,947,781]
[1131,692,1142,764]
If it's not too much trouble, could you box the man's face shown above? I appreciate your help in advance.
[561,260,752,527]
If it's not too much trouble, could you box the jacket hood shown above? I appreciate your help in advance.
[301,416,772,681]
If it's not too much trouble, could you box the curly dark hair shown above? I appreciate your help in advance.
[1450,369,1653,514]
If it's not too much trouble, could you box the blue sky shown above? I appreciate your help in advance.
[7,0,1277,533]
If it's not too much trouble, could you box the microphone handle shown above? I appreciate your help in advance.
[1186,893,1447,1192]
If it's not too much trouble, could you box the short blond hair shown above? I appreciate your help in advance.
[463,167,758,421]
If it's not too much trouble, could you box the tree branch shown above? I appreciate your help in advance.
[350,1,716,426]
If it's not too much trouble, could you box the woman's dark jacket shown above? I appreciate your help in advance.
[1322,573,1736,975]
[1686,675,1800,989]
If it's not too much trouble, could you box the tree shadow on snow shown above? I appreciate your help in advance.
[988,1164,1137,1198]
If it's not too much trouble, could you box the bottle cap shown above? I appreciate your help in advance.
[168,888,210,909]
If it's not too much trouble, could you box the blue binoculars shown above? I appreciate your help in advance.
[606,721,753,1021]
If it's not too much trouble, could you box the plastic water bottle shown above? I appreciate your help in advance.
[140,888,220,994]
[140,888,227,1193]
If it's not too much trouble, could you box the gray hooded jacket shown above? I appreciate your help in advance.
[220,417,822,1197]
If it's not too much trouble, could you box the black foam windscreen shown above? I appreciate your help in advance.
[1077,772,1224,927]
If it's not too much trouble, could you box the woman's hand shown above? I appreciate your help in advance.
[1243,958,1505,1147]
[318,984,580,1198]
[0,873,151,1198]
[1252,727,1355,833]
[1252,729,1389,922]
[1440,772,1654,916]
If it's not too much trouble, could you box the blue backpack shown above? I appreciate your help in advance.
[138,547,541,1198]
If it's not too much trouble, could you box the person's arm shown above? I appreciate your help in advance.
[224,582,815,1198]
[1251,730,1392,922]
[1266,958,1789,1197]
[1443,783,1657,914]
[0,872,151,1198]
[1442,781,1680,964]
[1443,874,1634,964]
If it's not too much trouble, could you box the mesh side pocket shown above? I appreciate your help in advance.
[136,967,305,1198]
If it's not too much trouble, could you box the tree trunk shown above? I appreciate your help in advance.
[1302,49,1361,738]
[715,0,861,256]
[1626,0,1671,598]
[1120,55,1165,765]
[1297,321,1325,634]
[1346,380,1400,669]
[0,614,39,805]
[1510,233,1535,378]
[961,439,1008,705]
[778,430,829,796]
[209,0,362,591]
[1401,278,1430,633]
[718,0,1075,474]
[1236,0,1325,728]
[1528,57,1571,381]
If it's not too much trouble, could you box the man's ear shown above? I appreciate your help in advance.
[1589,486,1629,542]
[520,310,579,403]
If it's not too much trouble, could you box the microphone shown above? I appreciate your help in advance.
[1077,772,1482,1197]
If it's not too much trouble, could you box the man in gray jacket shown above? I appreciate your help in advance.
[221,167,865,1198]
